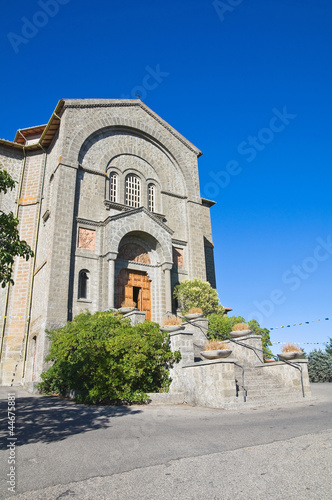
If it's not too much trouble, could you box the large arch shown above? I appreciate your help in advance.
[62,109,198,197]
[78,128,187,196]
[114,230,172,322]
[105,209,173,265]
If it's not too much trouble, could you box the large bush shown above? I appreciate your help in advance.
[38,311,180,404]
[308,349,332,383]
[174,278,224,316]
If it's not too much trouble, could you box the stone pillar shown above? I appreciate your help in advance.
[162,263,173,314]
[107,253,117,309]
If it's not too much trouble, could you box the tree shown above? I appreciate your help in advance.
[0,168,34,287]
[174,278,224,316]
[38,311,181,404]
[325,337,332,356]
[308,349,332,383]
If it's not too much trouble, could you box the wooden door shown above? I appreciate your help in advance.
[116,269,151,320]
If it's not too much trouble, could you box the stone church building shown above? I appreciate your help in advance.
[0,99,216,389]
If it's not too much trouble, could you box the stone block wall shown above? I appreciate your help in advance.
[0,151,45,385]
[182,360,238,407]
[226,335,265,365]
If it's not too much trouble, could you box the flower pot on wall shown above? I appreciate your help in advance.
[278,352,304,361]
[118,307,136,314]
[200,350,232,360]
[160,325,184,333]
[185,313,204,321]
[229,329,252,338]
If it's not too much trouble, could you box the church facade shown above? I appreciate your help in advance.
[0,99,216,388]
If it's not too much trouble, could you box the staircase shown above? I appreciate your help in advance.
[234,365,306,407]
[169,325,311,410]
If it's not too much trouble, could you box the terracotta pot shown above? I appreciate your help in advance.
[200,349,232,359]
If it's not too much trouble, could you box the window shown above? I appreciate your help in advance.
[125,175,140,207]
[109,172,118,202]
[148,184,156,212]
[78,270,89,300]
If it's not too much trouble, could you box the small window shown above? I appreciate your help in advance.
[125,175,140,207]
[148,184,156,212]
[78,270,89,299]
[109,172,118,202]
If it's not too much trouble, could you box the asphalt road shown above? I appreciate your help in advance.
[0,384,331,499]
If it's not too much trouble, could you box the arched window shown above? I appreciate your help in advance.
[109,172,118,202]
[148,184,156,212]
[78,270,89,299]
[125,175,140,207]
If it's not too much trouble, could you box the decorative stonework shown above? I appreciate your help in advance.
[78,228,95,250]
[173,247,184,267]
[118,243,151,264]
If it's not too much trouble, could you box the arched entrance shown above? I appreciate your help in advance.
[116,269,151,320]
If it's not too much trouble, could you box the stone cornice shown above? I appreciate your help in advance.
[78,164,107,177]
[108,206,174,235]
[161,190,187,200]
[77,206,174,235]
[172,238,187,246]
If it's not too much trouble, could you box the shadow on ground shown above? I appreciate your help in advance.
[0,394,142,448]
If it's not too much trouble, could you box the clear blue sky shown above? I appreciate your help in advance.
[1,0,331,353]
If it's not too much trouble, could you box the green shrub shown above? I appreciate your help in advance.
[308,349,332,383]
[207,315,273,357]
[38,311,180,404]
[174,279,224,316]
[207,314,245,340]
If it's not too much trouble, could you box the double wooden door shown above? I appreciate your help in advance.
[116,269,151,320]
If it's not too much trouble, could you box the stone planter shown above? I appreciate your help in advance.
[160,325,184,333]
[200,349,232,359]
[229,329,252,338]
[118,307,136,314]
[278,351,304,361]
[185,313,204,321]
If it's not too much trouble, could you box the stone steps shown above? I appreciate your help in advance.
[234,365,303,405]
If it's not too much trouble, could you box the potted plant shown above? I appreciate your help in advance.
[118,299,137,314]
[160,315,184,332]
[200,340,232,359]
[278,343,304,361]
[185,307,203,321]
[229,322,252,338]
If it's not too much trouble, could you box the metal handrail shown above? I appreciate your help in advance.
[234,362,247,402]
[184,316,305,398]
